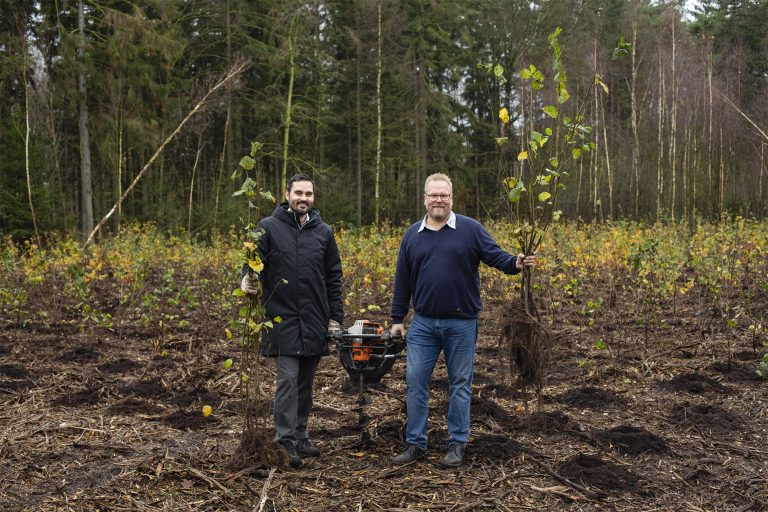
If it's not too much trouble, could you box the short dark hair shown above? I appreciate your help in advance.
[286,173,314,192]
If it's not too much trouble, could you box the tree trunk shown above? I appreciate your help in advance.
[281,24,296,192]
[188,131,204,233]
[670,16,677,220]
[656,49,665,221]
[23,56,40,243]
[374,0,382,226]
[630,15,640,218]
[77,0,94,241]
[707,42,714,217]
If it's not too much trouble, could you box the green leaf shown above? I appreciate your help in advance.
[545,127,553,136]
[572,148,582,159]
[538,191,552,202]
[260,190,276,202]
[263,321,274,329]
[495,137,509,147]
[520,68,532,80]
[493,64,505,78]
[223,358,233,369]
[232,288,245,297]
[595,340,606,350]
[552,210,562,221]
[240,156,255,171]
[542,105,559,118]
[508,188,522,203]
[548,157,559,168]
[250,141,263,157]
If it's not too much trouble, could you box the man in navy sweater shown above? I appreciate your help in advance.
[390,173,535,467]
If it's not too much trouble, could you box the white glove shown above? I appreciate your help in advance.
[327,319,342,337]
[240,273,260,294]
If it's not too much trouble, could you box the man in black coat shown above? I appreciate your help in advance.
[241,173,344,467]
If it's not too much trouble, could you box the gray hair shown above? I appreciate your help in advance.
[424,173,453,193]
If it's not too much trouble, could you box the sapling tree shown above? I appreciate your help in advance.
[484,28,628,395]
[226,141,284,468]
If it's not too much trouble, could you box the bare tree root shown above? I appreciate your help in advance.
[499,298,553,396]
[228,427,287,470]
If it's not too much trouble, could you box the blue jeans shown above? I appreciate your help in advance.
[405,314,478,450]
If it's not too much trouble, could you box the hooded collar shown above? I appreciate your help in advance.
[273,202,321,230]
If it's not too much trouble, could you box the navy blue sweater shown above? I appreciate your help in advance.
[390,214,520,323]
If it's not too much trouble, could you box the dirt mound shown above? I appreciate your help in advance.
[598,425,669,455]
[479,382,519,399]
[709,362,763,382]
[558,454,639,492]
[662,372,729,394]
[57,347,100,363]
[0,364,31,379]
[106,398,165,416]
[174,387,220,408]
[98,358,140,374]
[121,378,166,398]
[163,410,219,430]
[53,387,103,407]
[471,395,516,427]
[669,402,742,432]
[556,386,626,409]
[471,434,525,459]
[733,350,760,362]
[524,410,577,433]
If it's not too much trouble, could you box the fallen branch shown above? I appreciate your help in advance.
[82,60,249,249]
[718,89,768,143]
[257,467,277,512]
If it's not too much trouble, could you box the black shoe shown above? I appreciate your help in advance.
[393,445,426,465]
[279,440,302,468]
[440,443,465,468]
[296,439,320,458]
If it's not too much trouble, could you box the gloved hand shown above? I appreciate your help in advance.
[327,319,343,338]
[240,273,260,295]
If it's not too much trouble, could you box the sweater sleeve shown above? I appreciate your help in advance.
[477,224,520,275]
[324,228,344,324]
[390,231,412,324]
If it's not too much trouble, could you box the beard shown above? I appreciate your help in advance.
[289,199,312,213]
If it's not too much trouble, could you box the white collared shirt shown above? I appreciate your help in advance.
[418,211,456,232]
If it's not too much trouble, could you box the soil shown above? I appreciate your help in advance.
[1,295,767,511]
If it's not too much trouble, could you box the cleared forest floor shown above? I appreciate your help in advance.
[1,288,766,511]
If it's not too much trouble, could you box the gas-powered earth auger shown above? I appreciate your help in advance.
[327,320,405,442]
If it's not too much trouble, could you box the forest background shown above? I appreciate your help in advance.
[1,0,768,240]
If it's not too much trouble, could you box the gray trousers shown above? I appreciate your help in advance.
[274,355,321,444]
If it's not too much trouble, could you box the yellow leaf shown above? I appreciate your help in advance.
[202,405,213,417]
[248,258,264,272]
[498,107,510,124]
[517,151,529,161]
[350,452,366,457]
[243,242,256,250]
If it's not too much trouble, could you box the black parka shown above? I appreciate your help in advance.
[256,203,344,357]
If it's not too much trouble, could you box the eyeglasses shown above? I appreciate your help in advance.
[425,193,451,201]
